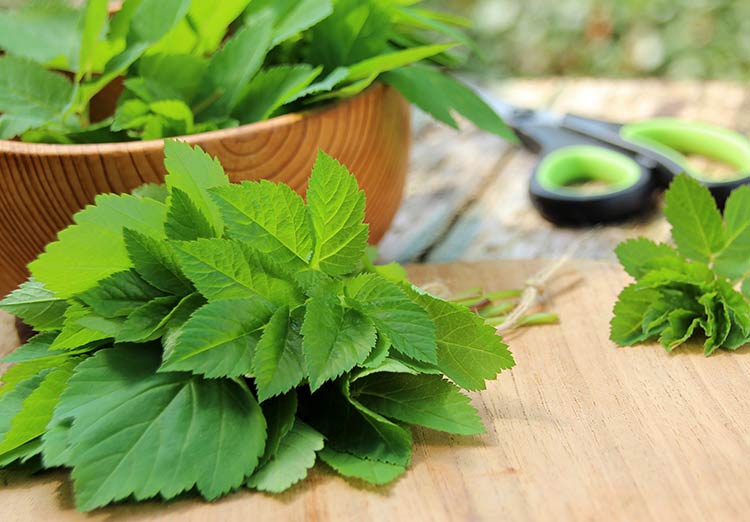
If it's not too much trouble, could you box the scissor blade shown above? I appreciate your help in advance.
[466,80,564,129]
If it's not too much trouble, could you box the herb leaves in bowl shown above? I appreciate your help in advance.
[0,141,514,511]
[0,0,514,144]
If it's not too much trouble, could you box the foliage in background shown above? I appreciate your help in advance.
[0,142,514,510]
[0,0,513,144]
[435,0,750,80]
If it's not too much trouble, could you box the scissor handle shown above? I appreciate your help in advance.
[620,118,750,182]
[530,145,655,226]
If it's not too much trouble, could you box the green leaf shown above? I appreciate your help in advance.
[77,0,109,77]
[149,100,194,135]
[0,360,78,456]
[0,356,67,400]
[303,381,412,467]
[40,418,73,468]
[307,152,369,275]
[294,67,350,99]
[164,140,228,235]
[247,419,324,493]
[123,228,193,295]
[0,56,73,138]
[254,306,306,402]
[111,98,150,132]
[700,292,732,355]
[129,0,192,44]
[615,238,682,279]
[165,188,217,241]
[137,53,208,103]
[319,447,405,484]
[1,333,77,364]
[232,64,323,123]
[131,183,169,203]
[0,2,79,69]
[383,64,517,142]
[610,284,663,346]
[78,269,165,318]
[309,73,377,101]
[161,298,274,378]
[346,43,456,81]
[0,371,49,445]
[211,182,313,268]
[115,295,184,343]
[658,310,702,351]
[259,392,298,465]
[714,186,750,280]
[0,113,43,140]
[0,437,43,467]
[0,279,67,331]
[29,194,166,298]
[413,291,514,391]
[76,0,192,109]
[244,0,334,46]
[206,15,273,114]
[306,0,390,69]
[173,239,301,306]
[717,280,750,335]
[346,274,437,363]
[361,334,391,368]
[49,303,111,351]
[353,373,484,435]
[57,347,266,511]
[301,297,376,392]
[663,175,725,264]
[185,0,253,55]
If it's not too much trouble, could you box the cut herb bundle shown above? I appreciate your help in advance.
[611,175,750,355]
[0,0,514,144]
[0,142,514,511]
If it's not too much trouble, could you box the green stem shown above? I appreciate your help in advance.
[483,289,524,301]
[517,313,559,327]
[479,301,515,318]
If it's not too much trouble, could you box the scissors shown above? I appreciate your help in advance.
[484,95,750,226]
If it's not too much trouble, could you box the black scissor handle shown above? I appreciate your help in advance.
[513,118,656,225]
[529,145,656,226]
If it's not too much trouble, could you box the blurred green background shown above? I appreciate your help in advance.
[434,0,750,80]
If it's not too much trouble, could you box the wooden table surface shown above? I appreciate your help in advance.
[380,78,750,264]
[3,260,750,521]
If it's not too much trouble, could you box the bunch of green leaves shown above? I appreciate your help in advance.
[0,141,514,511]
[611,175,750,355]
[0,0,514,144]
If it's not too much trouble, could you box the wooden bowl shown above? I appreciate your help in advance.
[0,84,411,297]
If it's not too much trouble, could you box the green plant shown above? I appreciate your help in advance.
[611,175,750,355]
[0,0,514,144]
[0,141,514,510]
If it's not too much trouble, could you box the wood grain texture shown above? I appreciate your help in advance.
[0,84,411,297]
[380,78,750,264]
[2,259,750,521]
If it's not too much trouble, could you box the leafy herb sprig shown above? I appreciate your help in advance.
[611,175,750,355]
[0,142,514,511]
[0,0,514,144]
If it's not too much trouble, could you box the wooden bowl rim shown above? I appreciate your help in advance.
[0,83,389,157]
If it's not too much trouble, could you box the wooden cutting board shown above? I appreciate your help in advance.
[2,260,750,522]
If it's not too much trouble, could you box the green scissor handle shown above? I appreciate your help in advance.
[620,118,750,182]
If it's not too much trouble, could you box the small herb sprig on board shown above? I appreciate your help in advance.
[0,142,514,511]
[0,0,514,144]
[611,175,750,355]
